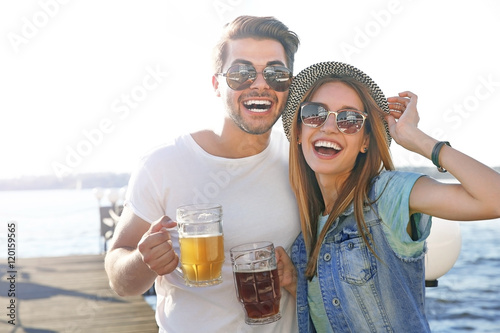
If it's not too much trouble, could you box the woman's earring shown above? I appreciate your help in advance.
[297,138,302,145]
[363,147,368,153]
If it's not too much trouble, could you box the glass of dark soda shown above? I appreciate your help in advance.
[230,241,281,325]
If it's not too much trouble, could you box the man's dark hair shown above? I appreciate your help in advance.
[212,16,300,74]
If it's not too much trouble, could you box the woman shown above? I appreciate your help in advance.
[275,61,500,332]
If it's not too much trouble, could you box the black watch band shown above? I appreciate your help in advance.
[431,141,451,173]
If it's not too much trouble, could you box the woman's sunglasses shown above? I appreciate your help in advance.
[300,102,368,134]
[217,64,292,92]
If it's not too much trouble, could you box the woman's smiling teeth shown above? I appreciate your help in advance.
[243,100,272,112]
[314,140,342,156]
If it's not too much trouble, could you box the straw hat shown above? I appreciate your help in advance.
[282,61,391,146]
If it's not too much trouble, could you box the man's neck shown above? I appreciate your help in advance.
[191,123,272,159]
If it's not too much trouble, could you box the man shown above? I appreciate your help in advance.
[105,16,301,332]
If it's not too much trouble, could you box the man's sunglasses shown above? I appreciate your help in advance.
[300,102,368,134]
[217,64,292,92]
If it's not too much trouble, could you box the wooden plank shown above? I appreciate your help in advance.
[0,255,158,332]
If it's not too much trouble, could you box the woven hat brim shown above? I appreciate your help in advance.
[282,61,391,146]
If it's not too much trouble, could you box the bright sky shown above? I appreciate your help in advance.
[1,0,499,180]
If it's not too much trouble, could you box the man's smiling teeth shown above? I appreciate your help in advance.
[243,100,272,112]
[314,140,342,151]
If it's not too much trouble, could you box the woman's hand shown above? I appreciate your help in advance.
[385,91,433,155]
[387,92,500,222]
[275,246,297,298]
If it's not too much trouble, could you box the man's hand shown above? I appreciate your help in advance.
[137,216,179,276]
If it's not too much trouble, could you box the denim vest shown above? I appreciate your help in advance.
[291,181,431,332]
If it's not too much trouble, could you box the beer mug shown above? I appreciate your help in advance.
[230,241,281,325]
[176,203,224,287]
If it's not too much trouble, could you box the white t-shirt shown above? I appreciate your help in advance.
[125,130,301,333]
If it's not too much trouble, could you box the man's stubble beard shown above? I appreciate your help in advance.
[223,92,284,135]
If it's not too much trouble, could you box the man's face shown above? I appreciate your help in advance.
[213,38,289,135]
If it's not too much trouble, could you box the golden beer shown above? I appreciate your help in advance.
[179,234,224,285]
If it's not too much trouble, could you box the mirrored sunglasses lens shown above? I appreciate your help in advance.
[301,104,327,127]
[337,111,364,134]
[263,66,292,92]
[226,65,256,90]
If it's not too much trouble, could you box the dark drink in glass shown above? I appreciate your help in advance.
[230,242,281,325]
[234,269,281,322]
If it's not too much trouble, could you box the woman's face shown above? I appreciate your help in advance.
[299,81,369,183]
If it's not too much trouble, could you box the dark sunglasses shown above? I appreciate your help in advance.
[300,102,368,134]
[217,64,292,92]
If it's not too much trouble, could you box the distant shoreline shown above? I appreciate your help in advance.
[0,172,131,191]
[2,166,499,191]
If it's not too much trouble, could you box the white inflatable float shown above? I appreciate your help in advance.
[425,217,462,286]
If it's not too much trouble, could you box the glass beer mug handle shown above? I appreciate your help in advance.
[174,266,184,278]
[163,223,183,278]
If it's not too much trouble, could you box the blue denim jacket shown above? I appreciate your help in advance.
[291,172,432,332]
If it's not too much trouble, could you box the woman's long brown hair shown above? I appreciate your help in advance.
[289,76,395,279]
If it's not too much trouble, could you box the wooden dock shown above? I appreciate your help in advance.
[1,254,158,332]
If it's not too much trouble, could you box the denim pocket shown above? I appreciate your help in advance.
[336,232,377,285]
